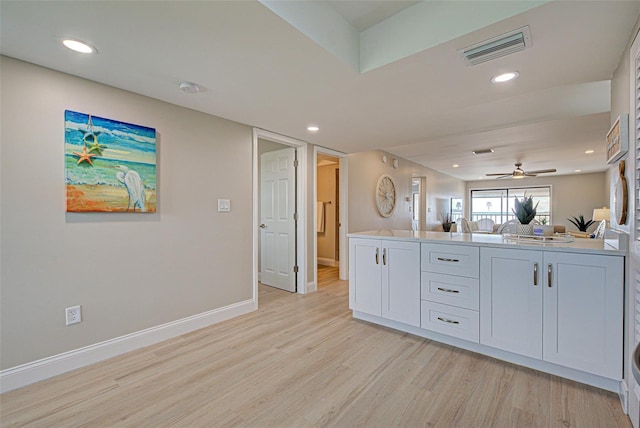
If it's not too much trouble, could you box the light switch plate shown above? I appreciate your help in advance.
[218,199,231,212]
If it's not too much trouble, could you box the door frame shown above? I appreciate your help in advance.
[312,146,348,291]
[253,128,308,303]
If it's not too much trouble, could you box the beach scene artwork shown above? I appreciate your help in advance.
[65,110,156,212]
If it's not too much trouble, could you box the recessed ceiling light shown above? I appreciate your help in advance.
[62,39,96,54]
[575,169,582,173]
[585,149,594,154]
[491,71,519,83]
[179,81,202,94]
[307,126,319,132]
[452,164,459,168]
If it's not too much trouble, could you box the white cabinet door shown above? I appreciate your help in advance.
[382,241,420,326]
[543,252,623,380]
[349,238,382,316]
[480,247,543,359]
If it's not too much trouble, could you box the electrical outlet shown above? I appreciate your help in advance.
[65,305,82,326]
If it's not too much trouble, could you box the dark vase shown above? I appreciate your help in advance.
[443,222,453,232]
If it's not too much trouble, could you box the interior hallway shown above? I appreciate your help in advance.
[0,276,630,427]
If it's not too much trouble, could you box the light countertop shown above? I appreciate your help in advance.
[347,230,627,256]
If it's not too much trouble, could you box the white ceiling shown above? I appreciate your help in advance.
[1,1,639,181]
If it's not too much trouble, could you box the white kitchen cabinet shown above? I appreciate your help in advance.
[421,243,479,278]
[349,238,382,317]
[421,271,479,311]
[480,248,543,359]
[421,243,480,342]
[349,238,420,326]
[480,247,623,379]
[421,300,480,342]
[542,251,623,379]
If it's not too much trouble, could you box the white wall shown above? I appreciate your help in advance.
[466,173,608,232]
[347,150,465,233]
[0,57,254,369]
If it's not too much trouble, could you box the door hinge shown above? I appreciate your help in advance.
[294,212,298,221]
[294,159,299,168]
[293,265,299,273]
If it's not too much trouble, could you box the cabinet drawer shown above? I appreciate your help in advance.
[421,301,479,343]
[421,243,479,278]
[421,272,479,310]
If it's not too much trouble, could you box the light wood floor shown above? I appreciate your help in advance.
[1,273,630,427]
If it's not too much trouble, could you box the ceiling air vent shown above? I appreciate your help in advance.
[472,148,494,155]
[460,26,531,66]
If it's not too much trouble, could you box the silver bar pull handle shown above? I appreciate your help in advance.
[547,264,552,288]
[437,317,460,325]
[383,248,387,265]
[437,257,460,263]
[437,287,460,294]
[375,248,379,265]
[533,262,538,286]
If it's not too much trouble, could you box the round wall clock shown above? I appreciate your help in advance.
[615,160,628,225]
[376,174,397,218]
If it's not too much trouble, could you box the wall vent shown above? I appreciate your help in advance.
[460,26,531,66]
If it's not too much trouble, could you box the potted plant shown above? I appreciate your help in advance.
[513,193,538,235]
[568,215,595,232]
[440,212,453,232]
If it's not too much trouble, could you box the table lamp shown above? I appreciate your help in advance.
[592,207,611,227]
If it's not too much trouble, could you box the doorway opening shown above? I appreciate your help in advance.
[316,153,340,286]
[253,129,308,305]
[411,176,427,231]
[313,146,348,292]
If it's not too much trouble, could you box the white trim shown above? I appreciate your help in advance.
[306,280,317,294]
[339,157,349,281]
[317,257,338,267]
[0,299,255,393]
[253,128,308,295]
[626,28,640,423]
[313,146,349,289]
[619,380,629,414]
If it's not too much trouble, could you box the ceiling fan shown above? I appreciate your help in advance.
[486,162,557,179]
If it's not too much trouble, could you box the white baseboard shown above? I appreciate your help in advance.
[317,257,338,267]
[0,299,255,393]
[306,281,317,294]
[620,379,630,414]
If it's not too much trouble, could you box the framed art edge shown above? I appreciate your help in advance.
[606,114,629,165]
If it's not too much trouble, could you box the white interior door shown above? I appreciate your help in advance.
[260,147,296,292]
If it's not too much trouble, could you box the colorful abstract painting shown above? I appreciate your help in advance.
[65,110,156,212]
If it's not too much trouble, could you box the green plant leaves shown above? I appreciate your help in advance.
[513,193,538,224]
[568,215,595,232]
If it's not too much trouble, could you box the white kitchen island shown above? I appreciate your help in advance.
[348,230,627,394]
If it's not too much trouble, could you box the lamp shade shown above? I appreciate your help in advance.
[592,207,610,222]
